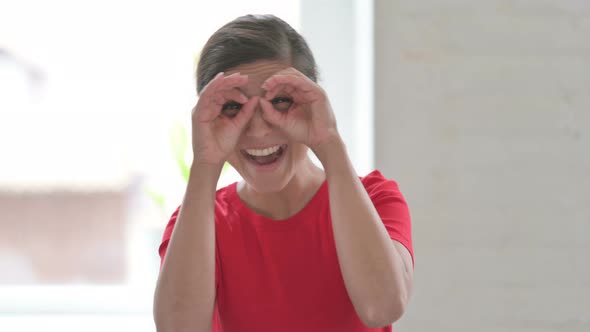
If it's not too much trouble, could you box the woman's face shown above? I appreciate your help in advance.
[224,60,310,193]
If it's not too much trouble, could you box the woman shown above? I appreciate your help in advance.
[153,14,414,332]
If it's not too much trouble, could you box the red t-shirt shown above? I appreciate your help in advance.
[158,170,414,332]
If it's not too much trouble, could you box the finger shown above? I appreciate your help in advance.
[262,74,313,94]
[221,89,248,104]
[195,98,220,122]
[265,84,296,100]
[196,72,228,119]
[208,90,248,112]
[218,73,248,91]
[200,72,225,96]
[259,98,285,127]
[283,85,296,95]
[231,96,258,130]
[200,75,248,119]
[204,73,247,100]
[199,93,242,122]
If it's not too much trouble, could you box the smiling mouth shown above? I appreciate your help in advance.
[241,144,287,165]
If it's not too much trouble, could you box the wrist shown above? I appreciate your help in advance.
[311,135,347,168]
[189,161,223,185]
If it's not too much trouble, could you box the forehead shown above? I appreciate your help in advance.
[225,60,290,95]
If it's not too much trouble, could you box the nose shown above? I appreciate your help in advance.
[244,101,273,138]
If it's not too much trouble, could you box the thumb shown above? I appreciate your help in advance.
[260,98,284,127]
[231,96,258,131]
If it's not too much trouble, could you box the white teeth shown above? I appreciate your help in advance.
[245,145,281,157]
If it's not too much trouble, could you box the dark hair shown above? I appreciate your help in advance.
[196,14,318,94]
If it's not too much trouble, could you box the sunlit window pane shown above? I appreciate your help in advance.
[0,1,300,329]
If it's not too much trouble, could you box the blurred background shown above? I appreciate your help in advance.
[0,0,588,331]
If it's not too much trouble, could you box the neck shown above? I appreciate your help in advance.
[239,158,325,220]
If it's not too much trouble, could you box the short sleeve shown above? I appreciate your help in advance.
[157,206,180,266]
[362,170,414,266]
[158,205,220,289]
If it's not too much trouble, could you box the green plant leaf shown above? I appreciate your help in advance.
[170,121,191,183]
[169,119,232,185]
[145,187,167,210]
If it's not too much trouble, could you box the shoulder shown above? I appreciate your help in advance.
[360,169,401,194]
[158,182,239,261]
[164,182,238,226]
[213,182,240,217]
[215,182,236,205]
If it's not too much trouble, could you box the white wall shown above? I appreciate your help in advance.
[374,1,590,331]
[300,0,374,174]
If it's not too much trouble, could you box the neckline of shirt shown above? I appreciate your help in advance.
[227,179,329,231]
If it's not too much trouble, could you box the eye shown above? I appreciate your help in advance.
[221,101,243,118]
[271,96,293,112]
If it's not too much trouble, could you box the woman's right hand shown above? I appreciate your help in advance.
[191,72,257,167]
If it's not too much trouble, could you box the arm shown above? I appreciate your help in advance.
[153,72,255,331]
[313,137,414,328]
[153,164,221,332]
[259,67,414,327]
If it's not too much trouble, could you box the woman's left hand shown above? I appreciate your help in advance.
[260,67,340,153]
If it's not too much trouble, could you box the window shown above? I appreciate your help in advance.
[0,1,299,330]
[0,0,373,330]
